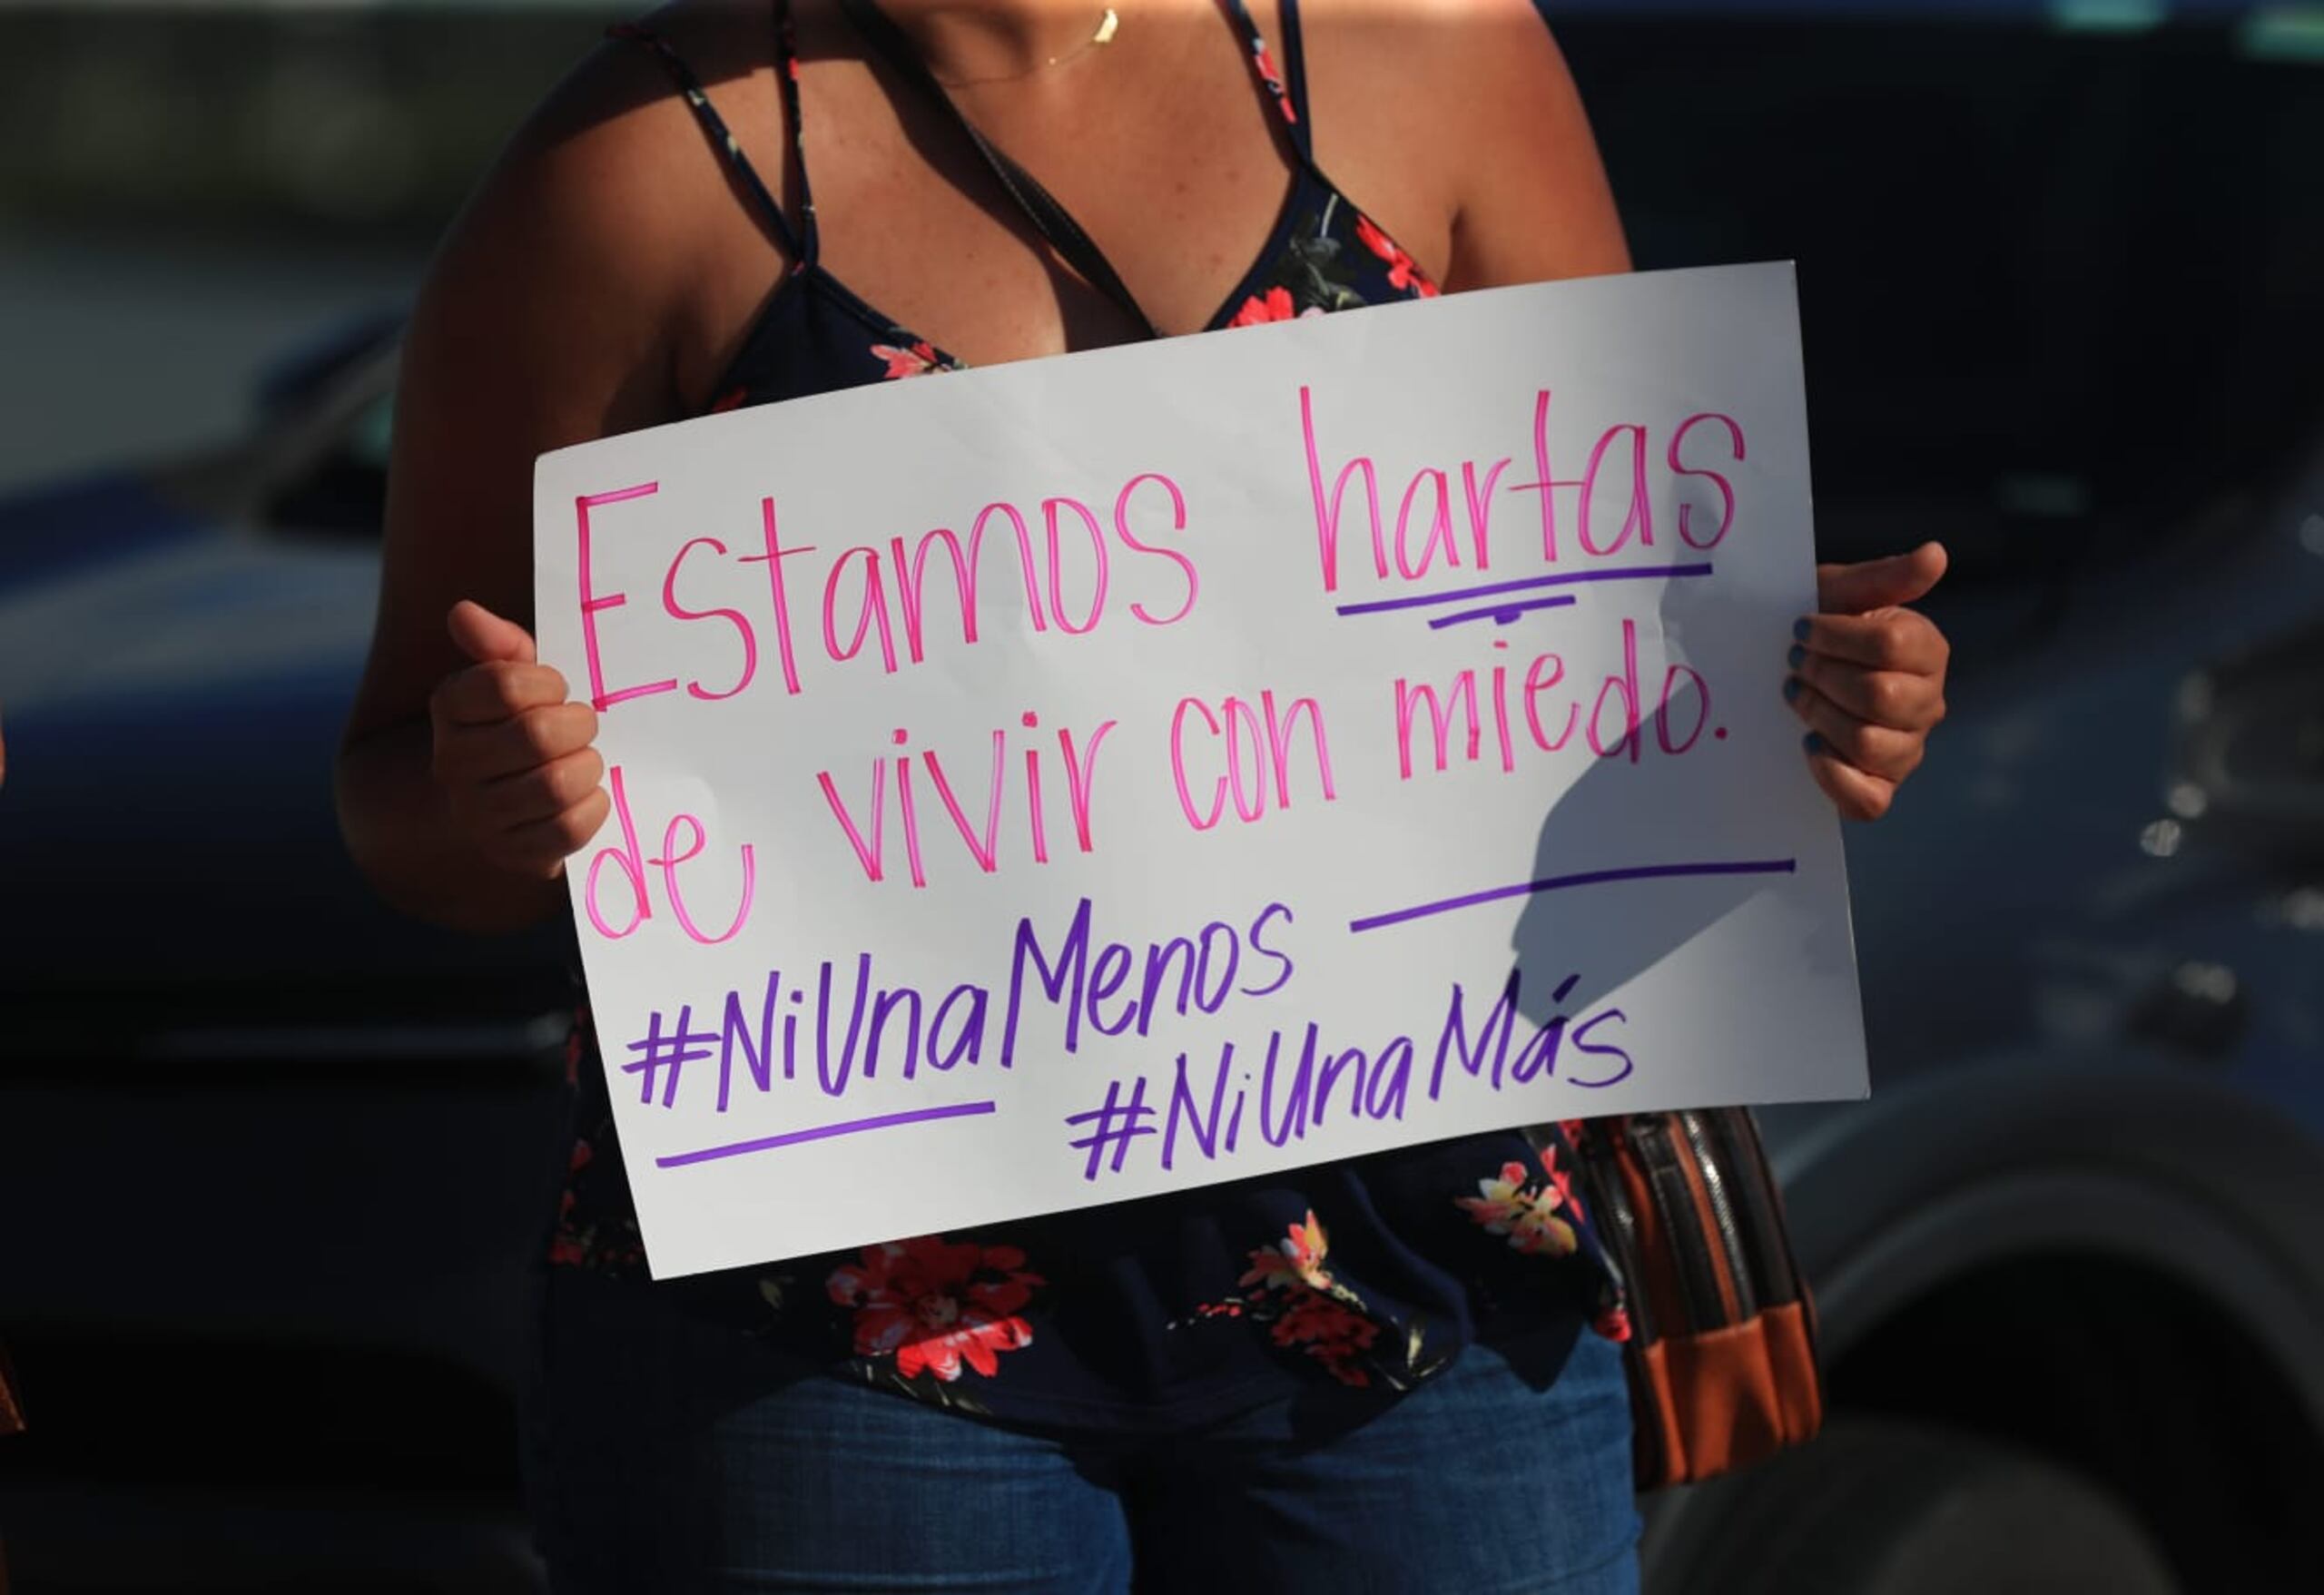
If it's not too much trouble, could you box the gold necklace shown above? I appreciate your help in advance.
[931,6,1120,89]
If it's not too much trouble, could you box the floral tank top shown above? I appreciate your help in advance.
[556,0,1629,1426]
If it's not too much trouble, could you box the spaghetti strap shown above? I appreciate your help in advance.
[607,9,815,266]
[770,0,822,265]
[1220,0,1315,163]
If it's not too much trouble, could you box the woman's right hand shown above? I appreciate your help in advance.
[428,600,611,879]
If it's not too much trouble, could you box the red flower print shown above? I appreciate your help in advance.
[1271,1292,1382,1387]
[1593,1304,1634,1344]
[827,1236,1044,1382]
[1456,1161,1579,1257]
[1239,1210,1334,1292]
[1226,286,1328,329]
[1538,1139,1586,1226]
[546,1137,597,1266]
[871,340,942,379]
[1354,215,1440,299]
[547,1189,586,1267]
[1251,44,1299,124]
[1227,285,1300,329]
[1272,1291,1379,1351]
[1183,1210,1421,1390]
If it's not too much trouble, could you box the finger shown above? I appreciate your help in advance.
[1793,608,1948,675]
[473,748,607,829]
[1784,680,1925,783]
[1805,742,1898,822]
[437,702,599,783]
[432,660,572,727]
[1788,651,1945,732]
[488,788,614,875]
[1813,541,1948,616]
[448,599,538,667]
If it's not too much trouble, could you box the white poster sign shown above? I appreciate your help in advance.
[534,261,1865,1279]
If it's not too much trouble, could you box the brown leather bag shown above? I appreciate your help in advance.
[1569,1109,1824,1489]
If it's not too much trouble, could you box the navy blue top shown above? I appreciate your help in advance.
[556,0,1627,1427]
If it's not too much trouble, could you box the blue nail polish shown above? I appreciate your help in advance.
[1786,644,1806,669]
[1792,617,1812,642]
[1804,731,1825,753]
[1782,677,1801,703]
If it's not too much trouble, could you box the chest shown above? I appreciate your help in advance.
[671,12,1451,399]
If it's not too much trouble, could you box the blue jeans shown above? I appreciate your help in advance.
[530,1270,1640,1594]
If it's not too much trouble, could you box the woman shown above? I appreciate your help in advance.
[337,1,1951,1589]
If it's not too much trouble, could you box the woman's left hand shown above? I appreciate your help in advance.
[1785,542,1951,821]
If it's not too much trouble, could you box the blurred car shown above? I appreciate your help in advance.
[0,315,571,1590]
[5,1,2324,1590]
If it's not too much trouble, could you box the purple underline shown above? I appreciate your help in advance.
[655,1100,998,1169]
[1334,561,1716,618]
[1349,858,1798,934]
[1427,594,1577,630]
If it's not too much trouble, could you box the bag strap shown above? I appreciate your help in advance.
[835,0,1161,339]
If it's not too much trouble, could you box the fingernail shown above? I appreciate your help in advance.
[1792,618,1812,642]
[1803,732,1826,753]
[1782,677,1802,703]
[1786,644,1806,669]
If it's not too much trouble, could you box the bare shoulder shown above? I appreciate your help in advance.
[1299,0,1629,289]
[1302,0,1565,77]
[397,0,799,497]
[358,10,773,734]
